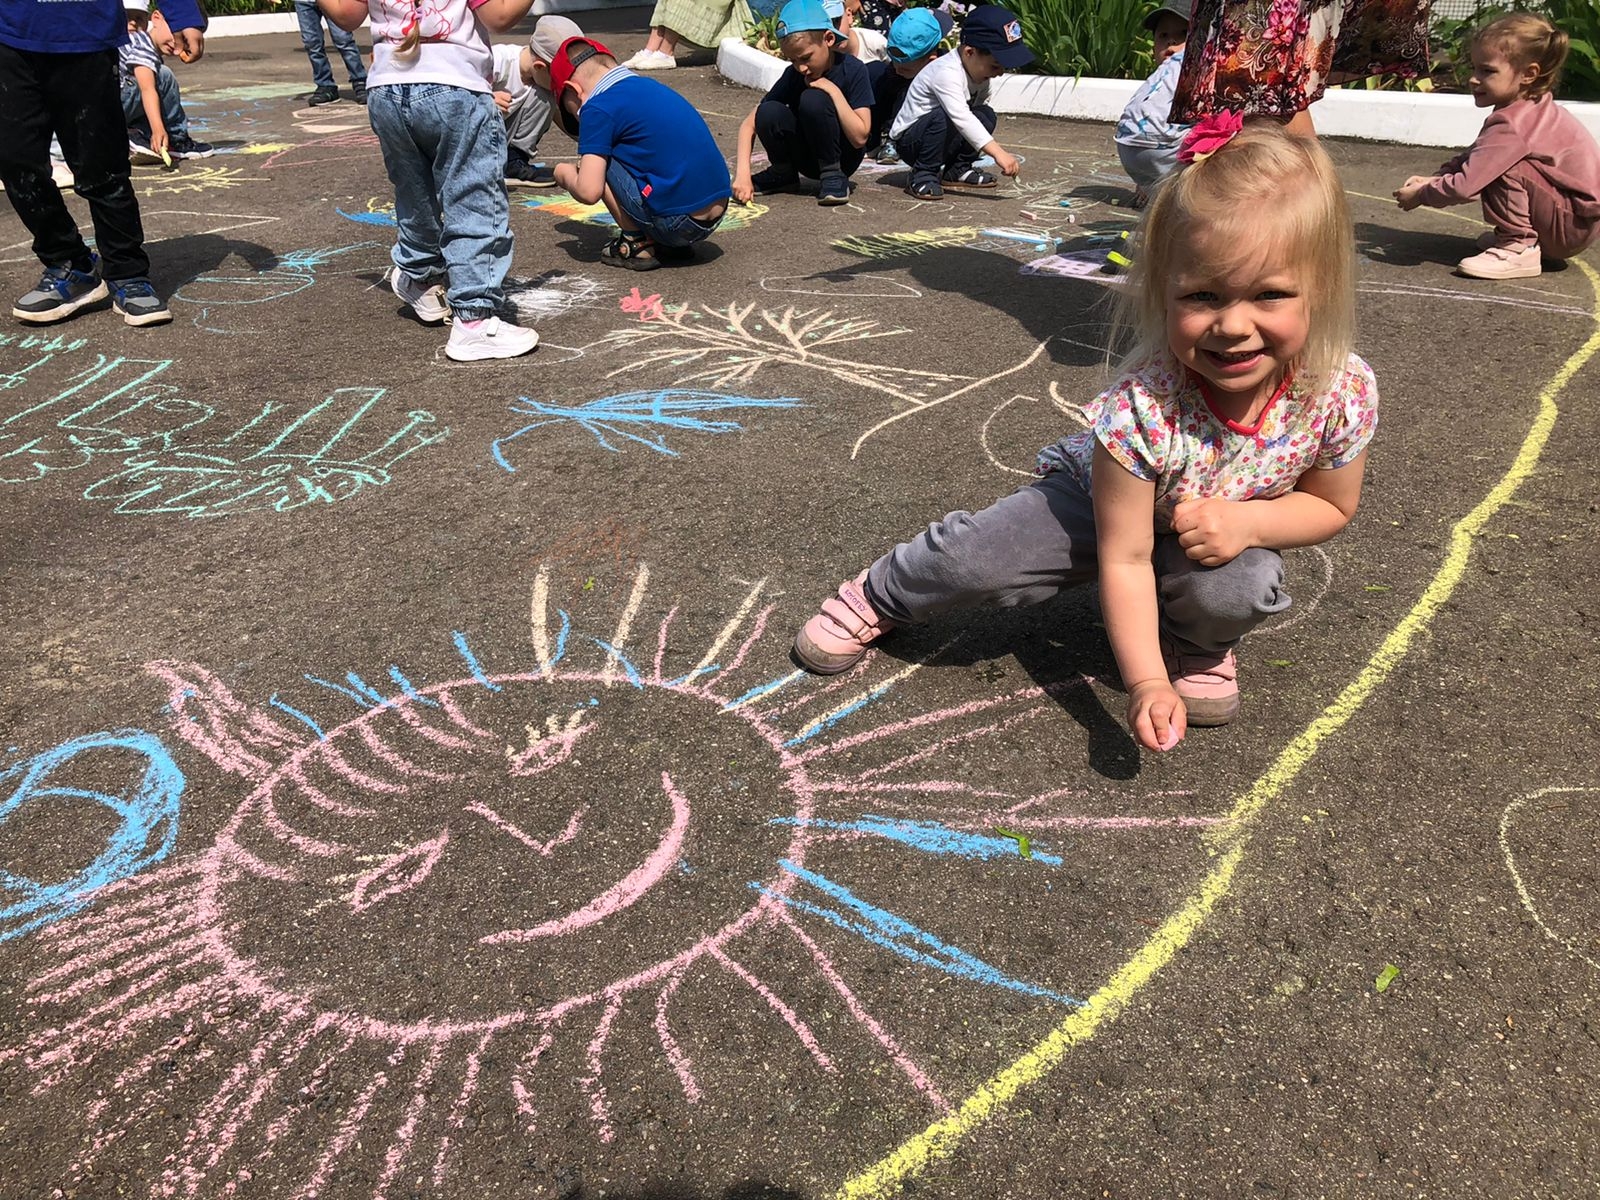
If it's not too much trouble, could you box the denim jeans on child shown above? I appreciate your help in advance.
[295,0,367,92]
[121,65,191,141]
[894,102,996,181]
[0,43,149,282]
[755,91,865,179]
[862,468,1291,655]
[367,83,511,321]
[605,159,722,248]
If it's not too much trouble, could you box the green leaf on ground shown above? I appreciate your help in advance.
[1375,964,1401,992]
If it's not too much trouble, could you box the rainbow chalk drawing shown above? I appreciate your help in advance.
[0,729,183,942]
[0,351,448,518]
[490,388,803,464]
[3,564,1244,1197]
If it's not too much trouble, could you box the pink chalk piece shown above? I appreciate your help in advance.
[653,969,702,1103]
[779,910,948,1111]
[709,945,835,1073]
[465,800,587,857]
[349,830,450,913]
[480,772,688,943]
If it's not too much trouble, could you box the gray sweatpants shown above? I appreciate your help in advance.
[864,468,1290,655]
[505,87,553,157]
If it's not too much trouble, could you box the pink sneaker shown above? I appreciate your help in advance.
[1457,242,1541,280]
[1163,640,1240,727]
[792,573,894,674]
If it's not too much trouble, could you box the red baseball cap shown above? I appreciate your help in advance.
[549,36,614,136]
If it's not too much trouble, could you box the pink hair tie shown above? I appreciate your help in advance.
[1177,111,1245,164]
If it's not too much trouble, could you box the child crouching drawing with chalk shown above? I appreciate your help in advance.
[792,122,1379,752]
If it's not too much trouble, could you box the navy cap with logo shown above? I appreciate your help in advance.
[960,5,1034,68]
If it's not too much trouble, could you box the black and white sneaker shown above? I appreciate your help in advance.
[128,129,164,164]
[110,278,173,327]
[505,160,557,189]
[169,134,215,159]
[307,86,340,106]
[12,259,108,323]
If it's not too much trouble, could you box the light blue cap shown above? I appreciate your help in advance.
[821,0,845,22]
[887,7,949,60]
[775,0,836,38]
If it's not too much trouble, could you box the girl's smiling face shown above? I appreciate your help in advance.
[1166,240,1310,416]
[1469,42,1539,108]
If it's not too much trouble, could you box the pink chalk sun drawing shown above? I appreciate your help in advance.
[3,563,1235,1198]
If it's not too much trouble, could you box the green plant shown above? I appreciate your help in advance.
[1001,0,1153,79]
[744,6,784,54]
[1545,0,1600,100]
[198,0,285,13]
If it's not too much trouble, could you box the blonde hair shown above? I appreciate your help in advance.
[1474,12,1569,99]
[1115,123,1356,396]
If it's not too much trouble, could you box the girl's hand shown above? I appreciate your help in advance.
[1127,680,1185,752]
[1394,176,1430,211]
[1172,497,1254,566]
[732,173,754,204]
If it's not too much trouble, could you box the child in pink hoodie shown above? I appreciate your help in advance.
[1395,13,1600,281]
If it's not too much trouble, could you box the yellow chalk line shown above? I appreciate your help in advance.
[837,258,1600,1200]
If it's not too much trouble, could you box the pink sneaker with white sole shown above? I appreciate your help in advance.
[792,573,894,674]
[1163,641,1240,727]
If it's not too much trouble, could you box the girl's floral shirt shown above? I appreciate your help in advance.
[1035,352,1378,531]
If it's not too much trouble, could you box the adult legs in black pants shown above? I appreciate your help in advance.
[895,103,998,196]
[754,92,866,184]
[0,43,168,324]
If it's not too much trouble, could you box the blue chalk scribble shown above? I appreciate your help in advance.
[771,815,1062,865]
[0,729,183,941]
[491,389,802,468]
[755,860,1081,1005]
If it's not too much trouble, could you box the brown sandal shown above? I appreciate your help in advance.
[601,229,660,272]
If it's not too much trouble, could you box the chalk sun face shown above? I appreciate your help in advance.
[7,563,1234,1197]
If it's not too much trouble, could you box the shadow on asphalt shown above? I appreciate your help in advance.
[144,232,280,292]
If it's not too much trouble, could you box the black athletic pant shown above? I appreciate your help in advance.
[755,92,864,179]
[895,103,997,180]
[0,43,150,282]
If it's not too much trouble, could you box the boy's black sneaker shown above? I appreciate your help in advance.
[505,159,557,189]
[749,166,799,194]
[12,259,108,324]
[128,129,164,164]
[169,134,214,159]
[816,173,850,206]
[110,278,173,327]
[352,83,368,105]
[307,86,340,106]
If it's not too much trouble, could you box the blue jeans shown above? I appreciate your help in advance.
[366,83,510,320]
[296,2,366,91]
[120,65,190,141]
[605,160,722,248]
[894,103,997,181]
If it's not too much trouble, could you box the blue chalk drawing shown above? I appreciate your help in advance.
[770,815,1063,865]
[491,389,803,468]
[0,730,183,941]
[336,207,398,228]
[755,861,1081,1005]
[0,353,448,518]
[173,244,381,335]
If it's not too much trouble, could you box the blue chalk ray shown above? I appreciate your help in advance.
[755,861,1081,1005]
[770,815,1062,865]
[0,729,183,941]
[491,389,803,468]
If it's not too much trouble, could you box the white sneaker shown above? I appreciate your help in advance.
[633,49,677,70]
[621,50,650,67]
[446,315,539,361]
[1456,242,1542,280]
[390,266,450,324]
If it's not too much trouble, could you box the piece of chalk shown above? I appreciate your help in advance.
[981,228,1049,250]
[1058,199,1072,207]
[159,147,172,167]
[1020,211,1039,221]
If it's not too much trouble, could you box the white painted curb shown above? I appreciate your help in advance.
[204,0,642,39]
[715,35,1600,148]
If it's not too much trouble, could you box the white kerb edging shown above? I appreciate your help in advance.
[203,0,640,39]
[716,36,1600,148]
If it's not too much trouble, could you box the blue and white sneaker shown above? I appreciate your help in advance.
[110,278,173,327]
[12,259,108,324]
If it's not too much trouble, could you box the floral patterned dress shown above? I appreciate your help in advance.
[1170,0,1430,122]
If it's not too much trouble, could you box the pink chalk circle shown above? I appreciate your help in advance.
[190,668,819,1041]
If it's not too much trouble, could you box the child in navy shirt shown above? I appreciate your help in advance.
[732,0,873,207]
[549,36,731,270]
[867,7,950,161]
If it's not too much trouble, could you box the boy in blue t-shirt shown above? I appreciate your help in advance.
[731,0,873,207]
[549,37,731,271]
[1112,0,1191,207]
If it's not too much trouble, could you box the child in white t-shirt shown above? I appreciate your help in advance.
[318,0,540,361]
[491,14,585,189]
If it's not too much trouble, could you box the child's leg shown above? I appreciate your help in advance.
[943,103,996,174]
[294,2,337,93]
[1480,161,1597,259]
[1152,538,1289,654]
[866,472,1099,624]
[120,79,149,134]
[1115,141,1179,193]
[895,107,949,190]
[366,87,447,286]
[420,90,511,320]
[0,45,98,275]
[504,91,551,161]
[326,20,368,90]
[792,87,856,177]
[153,66,190,141]
[754,100,810,178]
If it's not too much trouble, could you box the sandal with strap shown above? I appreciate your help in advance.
[601,229,661,272]
[941,165,997,189]
[905,175,943,200]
